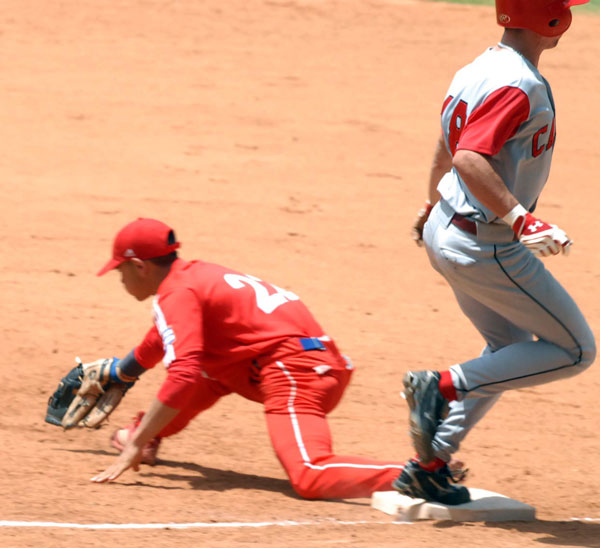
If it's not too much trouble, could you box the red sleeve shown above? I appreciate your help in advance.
[153,288,205,409]
[133,326,164,369]
[457,86,530,156]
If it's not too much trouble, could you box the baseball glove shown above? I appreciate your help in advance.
[46,357,136,429]
[45,360,84,426]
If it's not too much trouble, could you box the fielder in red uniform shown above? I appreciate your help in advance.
[90,218,404,499]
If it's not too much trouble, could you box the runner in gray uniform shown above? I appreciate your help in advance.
[393,0,596,505]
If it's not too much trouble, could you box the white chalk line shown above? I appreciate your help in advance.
[2,517,599,529]
[0,519,410,530]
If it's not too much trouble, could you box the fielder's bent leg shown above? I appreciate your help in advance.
[266,412,404,499]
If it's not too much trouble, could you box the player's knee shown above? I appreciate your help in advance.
[579,334,596,370]
[285,468,323,499]
[289,478,322,500]
[569,330,596,373]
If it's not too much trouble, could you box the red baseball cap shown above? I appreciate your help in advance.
[97,218,181,276]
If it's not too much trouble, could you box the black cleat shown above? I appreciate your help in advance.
[393,459,470,506]
[402,370,448,463]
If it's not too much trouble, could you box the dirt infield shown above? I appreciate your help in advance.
[2,0,599,546]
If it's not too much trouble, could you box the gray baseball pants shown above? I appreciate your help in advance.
[423,200,596,461]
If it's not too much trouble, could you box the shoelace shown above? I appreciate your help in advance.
[444,465,469,484]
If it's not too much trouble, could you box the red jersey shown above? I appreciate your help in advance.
[133,259,335,408]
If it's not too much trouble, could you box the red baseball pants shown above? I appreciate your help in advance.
[155,351,404,499]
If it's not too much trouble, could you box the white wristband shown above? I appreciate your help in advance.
[502,203,528,228]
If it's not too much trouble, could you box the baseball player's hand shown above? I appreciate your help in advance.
[90,442,143,483]
[520,219,571,257]
[90,397,179,483]
[412,201,433,247]
[61,357,137,429]
[504,205,572,257]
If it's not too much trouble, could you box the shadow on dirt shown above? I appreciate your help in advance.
[58,448,293,493]
[60,448,371,505]
[153,459,371,506]
[153,458,295,495]
[488,520,600,547]
[433,519,600,547]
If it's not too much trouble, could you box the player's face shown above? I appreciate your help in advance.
[117,260,152,301]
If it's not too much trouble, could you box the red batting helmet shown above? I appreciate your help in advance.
[496,0,590,37]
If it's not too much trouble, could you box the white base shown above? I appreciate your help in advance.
[371,488,536,522]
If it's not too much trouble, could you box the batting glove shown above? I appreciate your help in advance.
[503,204,572,257]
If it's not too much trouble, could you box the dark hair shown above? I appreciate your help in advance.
[147,230,178,267]
[148,251,178,267]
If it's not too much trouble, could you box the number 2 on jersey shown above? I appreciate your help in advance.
[224,274,300,314]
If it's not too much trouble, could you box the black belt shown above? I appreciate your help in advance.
[451,213,477,235]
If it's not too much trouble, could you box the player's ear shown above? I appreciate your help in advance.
[130,257,148,276]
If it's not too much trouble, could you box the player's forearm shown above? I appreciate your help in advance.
[452,149,518,218]
[131,398,180,447]
[118,350,148,380]
[427,134,451,204]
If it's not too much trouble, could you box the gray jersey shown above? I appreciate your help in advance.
[438,45,556,222]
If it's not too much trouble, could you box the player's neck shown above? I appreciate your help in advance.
[499,30,544,68]
[151,264,173,293]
